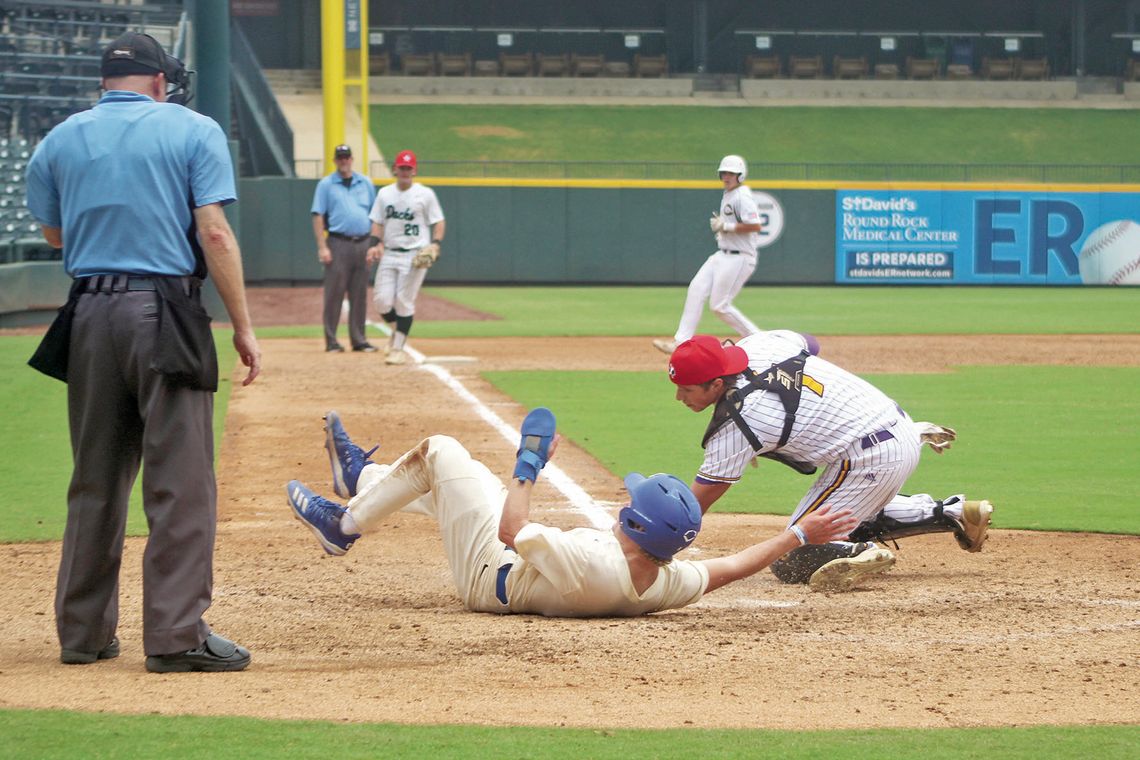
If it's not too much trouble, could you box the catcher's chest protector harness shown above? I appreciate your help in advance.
[701,350,820,475]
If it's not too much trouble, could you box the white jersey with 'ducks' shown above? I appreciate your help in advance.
[715,183,761,254]
[369,182,444,250]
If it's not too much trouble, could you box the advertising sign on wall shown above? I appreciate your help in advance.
[836,189,1140,285]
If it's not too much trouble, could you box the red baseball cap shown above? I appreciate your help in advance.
[667,335,748,386]
[394,150,417,169]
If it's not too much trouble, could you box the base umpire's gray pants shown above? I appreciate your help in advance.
[322,235,370,349]
[57,289,215,656]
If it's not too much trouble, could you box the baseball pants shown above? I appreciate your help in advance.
[60,289,215,656]
[374,250,428,318]
[347,436,514,613]
[322,235,370,349]
[787,417,925,532]
[673,250,761,343]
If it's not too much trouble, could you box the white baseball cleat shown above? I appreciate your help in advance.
[385,349,407,365]
[652,338,677,355]
[808,544,896,592]
[954,499,993,553]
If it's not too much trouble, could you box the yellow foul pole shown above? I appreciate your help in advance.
[320,0,370,176]
[320,0,345,176]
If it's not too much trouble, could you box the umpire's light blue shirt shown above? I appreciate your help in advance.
[310,171,375,236]
[25,90,236,277]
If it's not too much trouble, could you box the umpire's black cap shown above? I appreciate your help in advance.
[101,32,169,77]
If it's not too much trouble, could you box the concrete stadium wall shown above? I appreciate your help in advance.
[234,179,835,285]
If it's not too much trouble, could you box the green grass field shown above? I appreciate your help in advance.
[2,709,1137,760]
[372,105,1140,168]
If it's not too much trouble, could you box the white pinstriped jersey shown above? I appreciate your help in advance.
[369,182,444,250]
[698,331,905,484]
[715,183,762,254]
[508,523,709,617]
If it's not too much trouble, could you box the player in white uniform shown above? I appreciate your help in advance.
[665,332,993,592]
[285,409,859,617]
[653,155,763,355]
[366,149,445,365]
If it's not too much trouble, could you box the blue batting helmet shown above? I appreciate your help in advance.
[619,473,702,561]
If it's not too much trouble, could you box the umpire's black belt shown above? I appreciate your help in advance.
[860,428,895,449]
[327,231,369,242]
[76,274,195,296]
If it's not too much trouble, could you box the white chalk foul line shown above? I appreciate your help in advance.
[367,320,614,530]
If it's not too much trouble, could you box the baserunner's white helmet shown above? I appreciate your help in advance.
[717,154,747,180]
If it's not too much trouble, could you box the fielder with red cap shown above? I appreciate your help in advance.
[665,331,993,592]
[366,149,445,365]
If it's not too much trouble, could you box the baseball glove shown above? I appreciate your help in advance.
[412,242,440,269]
[914,421,957,454]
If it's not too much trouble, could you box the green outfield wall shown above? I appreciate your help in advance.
[235,177,835,285]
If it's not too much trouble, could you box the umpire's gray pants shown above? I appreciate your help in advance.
[57,289,215,656]
[322,235,370,349]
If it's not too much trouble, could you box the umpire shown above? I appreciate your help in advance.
[25,32,261,672]
[310,144,378,352]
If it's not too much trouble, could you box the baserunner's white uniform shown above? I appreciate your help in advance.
[698,331,943,529]
[671,183,762,343]
[348,436,709,616]
[370,181,444,317]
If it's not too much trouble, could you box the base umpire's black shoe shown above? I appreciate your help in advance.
[145,633,251,673]
[61,636,120,665]
[352,343,379,353]
[326,343,346,353]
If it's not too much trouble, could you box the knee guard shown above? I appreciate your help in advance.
[381,309,397,324]
[770,543,859,584]
[395,314,414,336]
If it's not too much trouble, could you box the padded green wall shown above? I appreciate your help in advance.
[236,179,836,285]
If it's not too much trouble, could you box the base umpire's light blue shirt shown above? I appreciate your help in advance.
[25,90,236,277]
[310,171,375,236]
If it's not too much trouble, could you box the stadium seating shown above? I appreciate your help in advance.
[788,55,824,78]
[369,52,390,75]
[570,53,604,77]
[536,53,569,77]
[833,55,867,79]
[500,52,533,76]
[633,54,667,78]
[1128,59,1140,81]
[401,53,435,75]
[745,54,781,78]
[437,52,471,76]
[1015,57,1049,80]
[981,56,1015,80]
[905,56,939,79]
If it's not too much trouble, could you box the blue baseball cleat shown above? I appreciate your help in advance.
[513,407,557,483]
[287,480,361,556]
[324,410,379,499]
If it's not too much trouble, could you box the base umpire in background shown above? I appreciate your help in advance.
[25,32,261,672]
[310,143,378,353]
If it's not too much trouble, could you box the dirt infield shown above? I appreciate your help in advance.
[1,291,1138,730]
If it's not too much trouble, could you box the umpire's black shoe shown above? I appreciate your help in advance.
[352,343,379,353]
[60,636,120,665]
[145,633,251,673]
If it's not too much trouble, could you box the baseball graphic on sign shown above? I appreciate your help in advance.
[751,191,785,248]
[1078,219,1140,285]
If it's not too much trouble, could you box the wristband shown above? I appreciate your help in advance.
[789,525,807,546]
[431,239,442,245]
[368,236,381,247]
[723,222,737,233]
